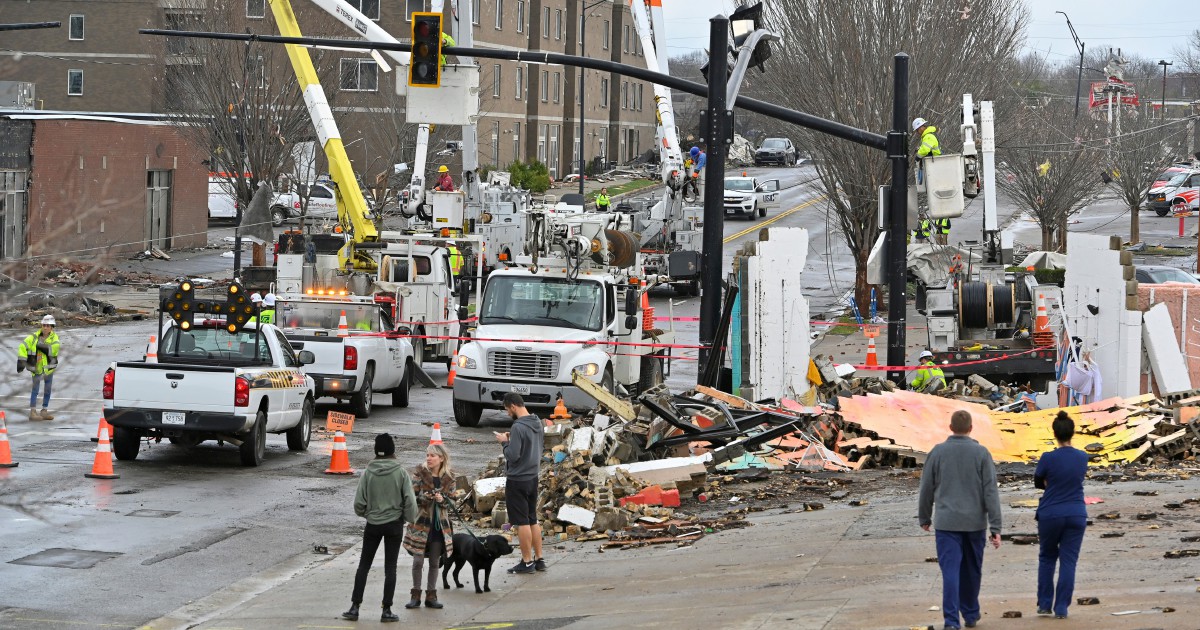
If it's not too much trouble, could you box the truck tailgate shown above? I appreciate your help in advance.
[113,362,235,412]
[286,335,345,374]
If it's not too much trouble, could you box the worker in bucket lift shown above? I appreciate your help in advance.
[910,350,946,393]
[913,117,941,187]
[435,165,454,191]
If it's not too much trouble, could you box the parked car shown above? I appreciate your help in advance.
[208,178,238,221]
[1135,265,1200,285]
[754,137,799,167]
[271,181,339,226]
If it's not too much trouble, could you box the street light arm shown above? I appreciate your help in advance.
[1055,11,1084,55]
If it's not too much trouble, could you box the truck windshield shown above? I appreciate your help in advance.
[161,325,271,364]
[277,301,378,332]
[480,276,604,331]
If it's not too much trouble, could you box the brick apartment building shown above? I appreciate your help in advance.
[0,0,660,180]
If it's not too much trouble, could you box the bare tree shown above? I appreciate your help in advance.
[995,100,1108,251]
[1104,112,1192,244]
[758,0,1028,310]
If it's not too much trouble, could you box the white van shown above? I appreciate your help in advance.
[1147,169,1200,216]
[208,178,239,221]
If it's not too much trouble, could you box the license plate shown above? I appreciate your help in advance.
[510,384,530,394]
[162,412,186,425]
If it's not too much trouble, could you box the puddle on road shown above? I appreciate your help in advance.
[9,548,122,569]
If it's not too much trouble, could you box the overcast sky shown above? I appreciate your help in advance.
[661,1,1199,67]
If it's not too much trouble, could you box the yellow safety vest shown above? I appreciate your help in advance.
[256,309,276,325]
[911,361,945,390]
[440,32,455,67]
[914,219,931,239]
[917,126,941,158]
[596,193,610,209]
[18,329,61,376]
[935,218,951,234]
[448,246,463,275]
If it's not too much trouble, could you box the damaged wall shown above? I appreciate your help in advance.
[1063,233,1141,399]
[735,227,811,401]
[1138,284,1200,390]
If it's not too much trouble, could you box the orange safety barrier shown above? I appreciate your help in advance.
[85,428,120,479]
[324,431,354,475]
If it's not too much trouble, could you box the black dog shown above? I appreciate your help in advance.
[442,533,514,593]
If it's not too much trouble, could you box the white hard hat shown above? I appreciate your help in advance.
[919,350,934,360]
[263,293,276,307]
[41,315,56,326]
[250,292,263,304]
[912,117,928,132]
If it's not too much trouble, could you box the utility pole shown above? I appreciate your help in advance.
[1159,60,1173,121]
[1056,12,1085,119]
[886,53,910,384]
[233,33,251,278]
[578,0,607,196]
[698,15,729,367]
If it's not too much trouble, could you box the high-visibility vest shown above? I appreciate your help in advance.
[917,127,941,158]
[256,309,276,325]
[448,245,463,275]
[914,219,931,239]
[440,32,454,66]
[18,330,60,376]
[596,193,610,209]
[935,218,951,234]
[911,361,945,390]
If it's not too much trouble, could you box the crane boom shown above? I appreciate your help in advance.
[628,0,685,191]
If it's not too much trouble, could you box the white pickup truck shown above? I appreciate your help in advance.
[276,294,414,417]
[722,175,780,220]
[271,180,338,226]
[103,320,317,467]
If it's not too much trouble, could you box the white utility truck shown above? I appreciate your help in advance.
[722,174,781,220]
[276,293,414,417]
[103,281,317,467]
[450,211,671,426]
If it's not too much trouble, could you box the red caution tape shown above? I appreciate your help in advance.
[393,317,477,326]
[849,345,1055,371]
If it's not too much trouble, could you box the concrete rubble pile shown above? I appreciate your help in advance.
[0,293,126,328]
[811,355,1029,410]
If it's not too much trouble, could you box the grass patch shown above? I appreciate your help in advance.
[586,178,659,202]
[826,316,861,335]
[1139,246,1194,257]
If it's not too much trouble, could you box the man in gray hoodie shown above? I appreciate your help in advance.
[343,433,418,623]
[918,410,1004,630]
[495,393,545,575]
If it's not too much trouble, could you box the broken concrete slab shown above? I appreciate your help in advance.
[556,504,597,530]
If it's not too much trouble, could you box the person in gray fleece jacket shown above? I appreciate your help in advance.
[918,410,1003,630]
[495,392,546,574]
[343,433,418,623]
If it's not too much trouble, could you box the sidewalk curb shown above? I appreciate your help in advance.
[140,543,353,630]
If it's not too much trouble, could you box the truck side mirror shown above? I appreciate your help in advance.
[623,287,639,330]
[297,350,316,365]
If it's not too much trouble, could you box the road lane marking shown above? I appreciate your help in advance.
[722,195,827,244]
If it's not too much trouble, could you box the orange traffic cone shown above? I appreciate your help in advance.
[429,422,443,445]
[865,335,878,367]
[85,428,119,479]
[91,408,115,444]
[641,292,654,331]
[445,347,458,389]
[337,310,349,337]
[1034,293,1050,334]
[145,334,158,363]
[550,396,572,421]
[324,431,354,475]
[0,412,18,468]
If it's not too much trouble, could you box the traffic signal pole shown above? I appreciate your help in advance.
[886,54,910,384]
[699,16,730,369]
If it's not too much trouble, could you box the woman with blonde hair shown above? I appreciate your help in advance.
[402,444,456,610]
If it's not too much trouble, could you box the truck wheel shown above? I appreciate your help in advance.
[286,398,313,451]
[601,367,615,396]
[758,202,767,218]
[638,355,664,394]
[271,207,288,227]
[393,362,412,408]
[112,427,140,461]
[677,280,700,297]
[351,367,374,418]
[453,398,482,427]
[239,411,267,467]
[1156,208,1169,217]
[412,337,426,366]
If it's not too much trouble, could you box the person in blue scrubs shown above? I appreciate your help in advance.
[1034,410,1090,619]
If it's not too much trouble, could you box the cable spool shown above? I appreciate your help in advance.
[959,281,990,329]
[992,283,1015,325]
[604,229,639,268]
[380,255,393,282]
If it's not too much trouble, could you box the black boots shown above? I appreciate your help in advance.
[380,606,399,622]
[341,603,359,621]
[404,588,422,609]
[424,589,443,609]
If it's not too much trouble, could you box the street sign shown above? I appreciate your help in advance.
[326,410,355,433]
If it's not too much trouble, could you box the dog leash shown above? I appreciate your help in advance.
[437,496,486,545]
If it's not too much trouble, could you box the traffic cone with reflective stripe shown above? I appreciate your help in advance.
[337,310,349,337]
[145,334,158,363]
[550,396,572,421]
[445,347,458,389]
[865,335,878,367]
[92,407,115,444]
[1035,293,1050,334]
[429,422,443,445]
[85,428,119,479]
[324,431,354,475]
[0,412,18,468]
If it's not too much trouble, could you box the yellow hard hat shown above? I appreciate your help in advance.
[438,165,449,173]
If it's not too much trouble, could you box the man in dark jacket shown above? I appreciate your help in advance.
[495,393,546,574]
[343,433,418,623]
[918,410,1003,630]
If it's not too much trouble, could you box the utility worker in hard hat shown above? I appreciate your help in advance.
[250,292,263,307]
[934,217,951,245]
[256,293,277,325]
[910,350,946,394]
[913,117,941,187]
[440,31,455,67]
[595,187,611,213]
[447,241,464,276]
[18,314,61,420]
[435,165,454,192]
[912,218,932,243]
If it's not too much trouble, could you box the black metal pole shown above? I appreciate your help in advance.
[1160,60,1172,121]
[578,11,586,196]
[699,15,728,369]
[886,53,910,384]
[233,36,251,278]
[1074,42,1085,119]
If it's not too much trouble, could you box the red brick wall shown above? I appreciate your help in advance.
[26,119,207,258]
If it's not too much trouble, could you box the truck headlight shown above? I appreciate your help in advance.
[456,355,477,370]
[572,363,599,376]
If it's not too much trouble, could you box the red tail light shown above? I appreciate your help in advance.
[344,346,359,371]
[102,367,115,400]
[235,376,251,407]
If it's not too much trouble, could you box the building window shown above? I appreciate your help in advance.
[540,70,548,102]
[553,72,561,103]
[621,81,627,109]
[577,74,582,105]
[492,64,502,97]
[405,0,425,22]
[516,1,525,32]
[513,123,521,162]
[636,84,643,111]
[340,59,379,91]
[67,69,83,96]
[68,14,85,40]
[515,66,523,100]
[350,0,381,20]
[472,0,480,25]
[603,20,610,49]
[165,12,199,55]
[538,124,547,164]
[492,121,500,166]
[495,0,504,29]
[555,9,562,40]
[600,78,608,107]
[542,7,550,38]
[622,24,628,52]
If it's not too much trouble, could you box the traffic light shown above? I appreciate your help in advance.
[409,12,443,88]
[163,280,196,331]
[730,2,771,73]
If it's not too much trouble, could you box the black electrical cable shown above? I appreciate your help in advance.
[959,281,990,329]
[992,283,1015,325]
